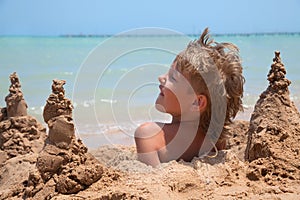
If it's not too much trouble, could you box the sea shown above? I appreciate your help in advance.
[1,31,300,148]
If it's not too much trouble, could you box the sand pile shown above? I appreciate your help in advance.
[245,51,300,184]
[24,79,110,199]
[226,120,250,160]
[0,72,46,162]
[0,73,47,199]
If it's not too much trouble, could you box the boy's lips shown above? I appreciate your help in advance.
[159,85,164,96]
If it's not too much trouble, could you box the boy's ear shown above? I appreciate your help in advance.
[190,95,207,112]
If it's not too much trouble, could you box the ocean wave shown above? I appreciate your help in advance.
[83,99,95,107]
[72,98,117,108]
[60,71,73,75]
[100,99,117,104]
[28,106,43,114]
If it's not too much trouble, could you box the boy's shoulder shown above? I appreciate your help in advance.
[134,122,166,153]
[134,122,164,139]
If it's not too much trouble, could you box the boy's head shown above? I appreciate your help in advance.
[156,28,244,142]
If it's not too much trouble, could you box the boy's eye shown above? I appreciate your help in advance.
[167,68,178,82]
[171,76,176,81]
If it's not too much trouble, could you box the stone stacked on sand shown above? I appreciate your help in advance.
[25,80,104,199]
[0,72,46,162]
[245,52,300,184]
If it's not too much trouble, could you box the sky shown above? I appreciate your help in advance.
[0,0,300,36]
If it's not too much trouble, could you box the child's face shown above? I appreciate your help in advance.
[155,62,196,118]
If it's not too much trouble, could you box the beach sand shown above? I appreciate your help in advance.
[1,51,300,199]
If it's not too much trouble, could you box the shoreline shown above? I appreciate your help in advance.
[22,105,258,150]
[16,99,300,151]
[78,109,254,150]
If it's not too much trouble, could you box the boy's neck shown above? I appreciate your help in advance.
[171,115,200,126]
[171,115,205,139]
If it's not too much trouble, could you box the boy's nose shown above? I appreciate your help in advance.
[158,74,166,85]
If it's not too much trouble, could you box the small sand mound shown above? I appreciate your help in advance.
[226,120,250,161]
[0,116,46,160]
[245,51,300,184]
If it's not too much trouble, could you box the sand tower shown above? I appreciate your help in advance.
[25,80,105,198]
[245,51,300,183]
[0,72,46,160]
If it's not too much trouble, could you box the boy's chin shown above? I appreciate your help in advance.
[155,103,167,113]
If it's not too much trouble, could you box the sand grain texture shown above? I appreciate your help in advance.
[0,73,47,199]
[245,52,300,184]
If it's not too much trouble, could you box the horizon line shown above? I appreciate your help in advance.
[1,31,300,38]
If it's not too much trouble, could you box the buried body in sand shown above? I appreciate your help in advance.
[134,28,244,167]
[0,42,300,199]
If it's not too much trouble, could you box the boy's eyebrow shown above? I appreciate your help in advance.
[173,69,180,77]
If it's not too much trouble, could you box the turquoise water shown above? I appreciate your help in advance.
[1,34,300,147]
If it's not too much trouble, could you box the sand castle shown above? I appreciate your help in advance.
[0,73,47,199]
[0,76,120,199]
[0,72,46,161]
[25,79,105,198]
[245,51,300,183]
[43,79,72,123]
[5,72,28,118]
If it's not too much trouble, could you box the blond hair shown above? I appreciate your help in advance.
[175,28,244,145]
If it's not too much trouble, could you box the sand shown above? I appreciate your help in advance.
[0,51,300,199]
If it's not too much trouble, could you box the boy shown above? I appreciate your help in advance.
[134,28,244,167]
